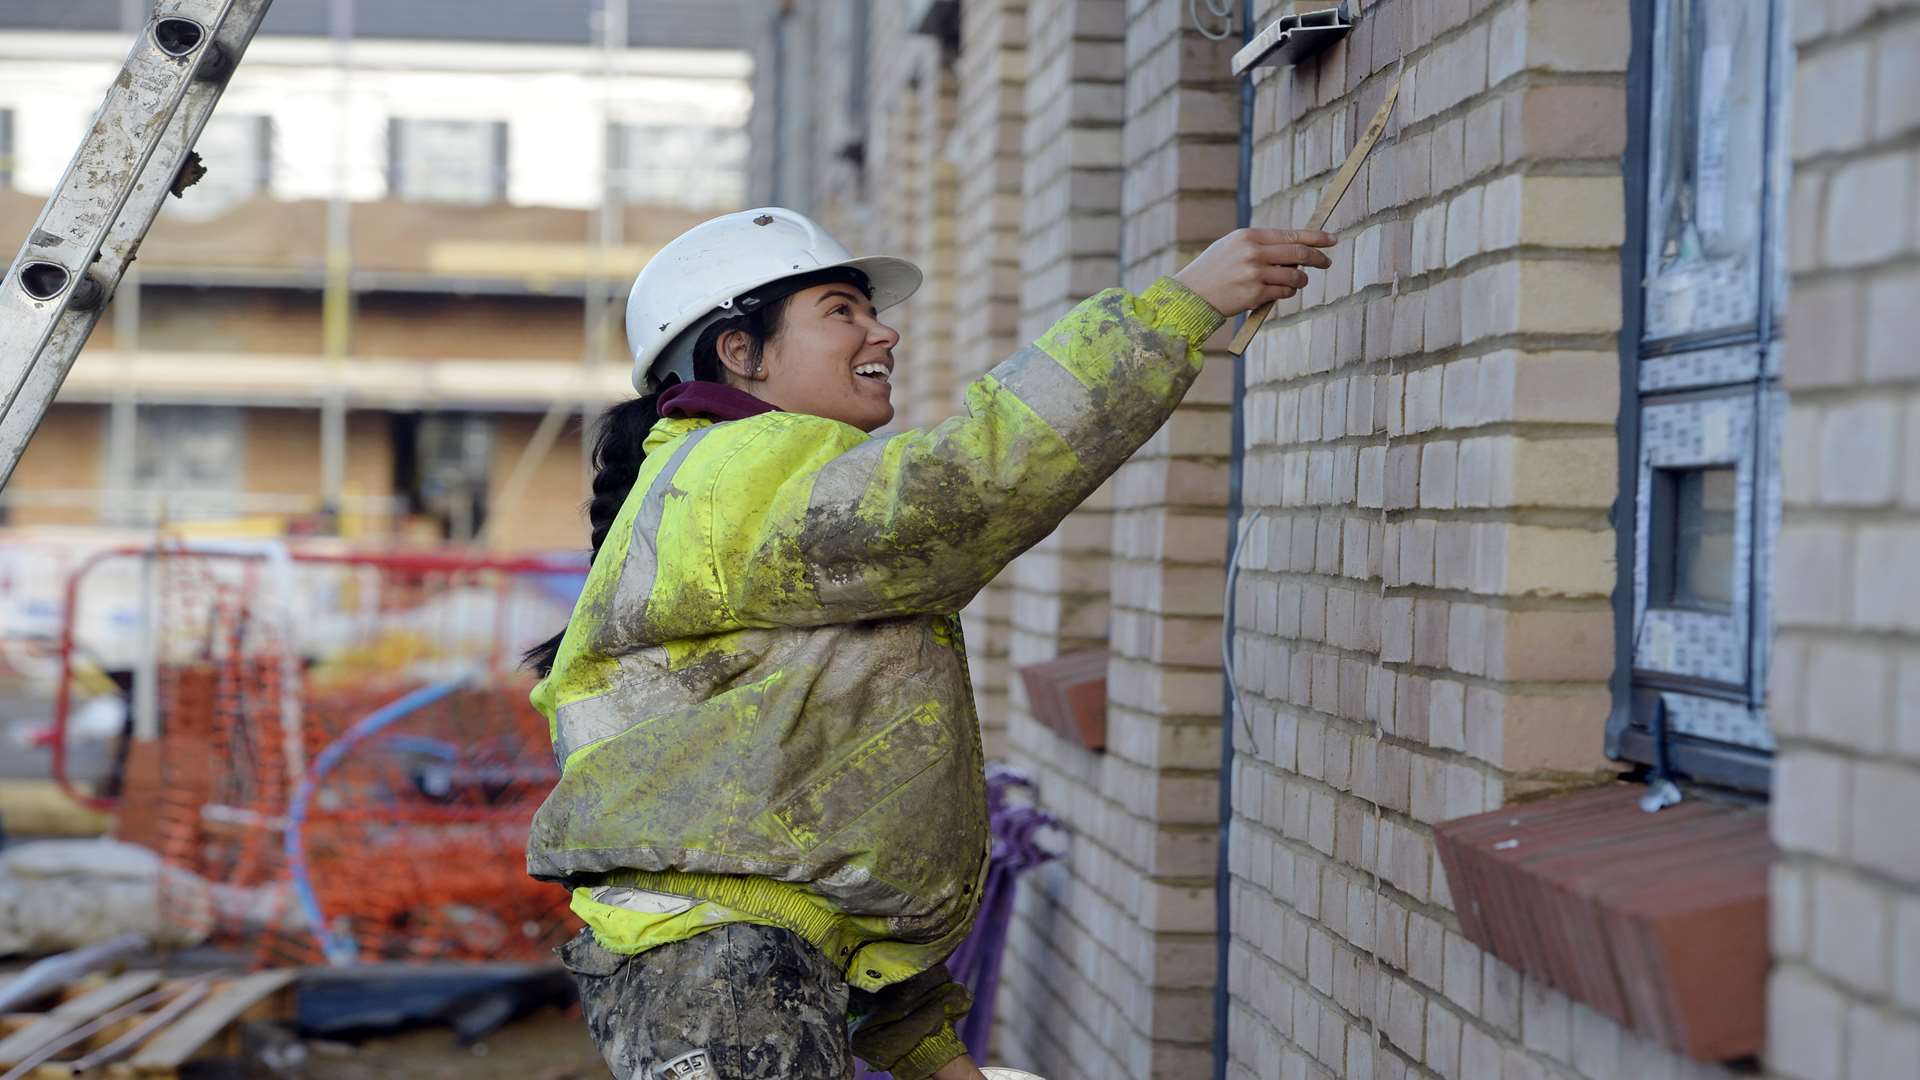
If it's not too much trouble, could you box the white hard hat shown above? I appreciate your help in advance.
[624,206,922,394]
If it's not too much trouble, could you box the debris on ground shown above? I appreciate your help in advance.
[0,839,299,958]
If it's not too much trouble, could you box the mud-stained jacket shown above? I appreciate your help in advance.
[525,278,1225,993]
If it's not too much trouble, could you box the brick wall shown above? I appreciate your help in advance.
[739,3,1920,1078]
[1766,1,1920,1076]
[1221,0,1712,1077]
[992,2,1240,1077]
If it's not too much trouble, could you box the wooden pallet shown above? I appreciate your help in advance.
[0,970,296,1079]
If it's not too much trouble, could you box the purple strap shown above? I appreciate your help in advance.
[856,766,1065,1076]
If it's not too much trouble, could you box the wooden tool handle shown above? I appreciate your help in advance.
[1227,77,1400,357]
[1229,300,1274,355]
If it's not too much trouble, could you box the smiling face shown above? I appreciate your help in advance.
[718,281,901,432]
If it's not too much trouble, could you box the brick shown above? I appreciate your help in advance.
[1460,1023,1502,1080]
[1475,349,1619,424]
[1810,868,1892,996]
[1772,862,1809,961]
[1896,894,1920,1011]
[1773,525,1851,625]
[1570,1002,1621,1080]
[1518,175,1625,249]
[1385,976,1426,1058]
[1525,0,1629,72]
[1767,966,1845,1080]
[1853,760,1920,885]
[1480,174,1522,254]
[1803,641,1892,752]
[1484,435,1616,509]
[1485,522,1615,598]
[1900,654,1920,760]
[1419,441,1459,509]
[1820,399,1896,503]
[1424,276,1463,348]
[1785,277,1863,388]
[1413,596,1449,667]
[1425,1002,1462,1077]
[1772,748,1849,857]
[1848,1008,1920,1080]
[1824,153,1914,269]
[1434,522,1473,591]
[1464,99,1503,182]
[1413,203,1448,275]
[1431,117,1466,193]
[1483,954,1520,1037]
[1507,84,1626,163]
[1875,17,1920,140]
[1441,931,1481,1013]
[1795,40,1872,158]
[1444,185,1484,268]
[1865,269,1920,381]
[1520,977,1571,1061]
[1430,679,1466,750]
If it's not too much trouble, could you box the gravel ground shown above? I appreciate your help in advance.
[301,1008,606,1080]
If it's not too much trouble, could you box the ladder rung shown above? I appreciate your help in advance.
[0,0,276,487]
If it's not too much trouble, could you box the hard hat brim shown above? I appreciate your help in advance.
[837,255,922,313]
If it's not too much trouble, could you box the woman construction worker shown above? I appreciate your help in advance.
[523,207,1334,1080]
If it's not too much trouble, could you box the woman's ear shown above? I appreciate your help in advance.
[715,328,762,381]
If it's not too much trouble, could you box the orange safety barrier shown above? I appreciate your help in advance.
[50,543,587,967]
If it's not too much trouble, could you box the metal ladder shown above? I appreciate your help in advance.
[0,0,276,487]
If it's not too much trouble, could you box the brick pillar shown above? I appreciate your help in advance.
[902,51,961,433]
[1766,1,1920,1077]
[994,2,1239,1076]
[993,0,1130,1070]
[952,0,1030,760]
[1005,0,1125,686]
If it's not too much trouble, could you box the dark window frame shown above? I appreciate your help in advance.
[0,108,13,189]
[1607,0,1788,795]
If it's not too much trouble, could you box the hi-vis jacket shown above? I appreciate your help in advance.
[525,278,1225,992]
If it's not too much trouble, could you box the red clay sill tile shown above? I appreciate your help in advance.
[1433,783,1773,1062]
[1016,649,1108,752]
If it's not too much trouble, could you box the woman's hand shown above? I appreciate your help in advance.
[1173,227,1337,316]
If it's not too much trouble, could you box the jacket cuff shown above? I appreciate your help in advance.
[1139,276,1227,349]
[890,1023,969,1080]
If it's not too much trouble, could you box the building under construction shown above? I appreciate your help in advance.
[0,0,747,551]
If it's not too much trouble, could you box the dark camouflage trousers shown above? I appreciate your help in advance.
[558,923,854,1080]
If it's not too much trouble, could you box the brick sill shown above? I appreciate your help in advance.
[1015,650,1107,752]
[1433,784,1773,1062]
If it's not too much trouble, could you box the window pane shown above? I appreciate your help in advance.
[1642,0,1772,341]
[1656,466,1738,612]
[615,124,747,211]
[129,406,244,524]
[394,120,502,205]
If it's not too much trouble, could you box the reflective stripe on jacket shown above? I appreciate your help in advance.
[525,278,1226,991]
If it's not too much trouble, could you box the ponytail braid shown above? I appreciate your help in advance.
[521,393,660,677]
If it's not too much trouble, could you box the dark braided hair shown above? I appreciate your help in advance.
[522,294,793,677]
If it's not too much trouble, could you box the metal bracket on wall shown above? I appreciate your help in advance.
[1231,1,1354,76]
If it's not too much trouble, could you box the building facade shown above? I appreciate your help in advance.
[750,1,1919,1077]
[0,1,750,551]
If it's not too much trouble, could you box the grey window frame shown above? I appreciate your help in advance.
[1608,0,1791,794]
